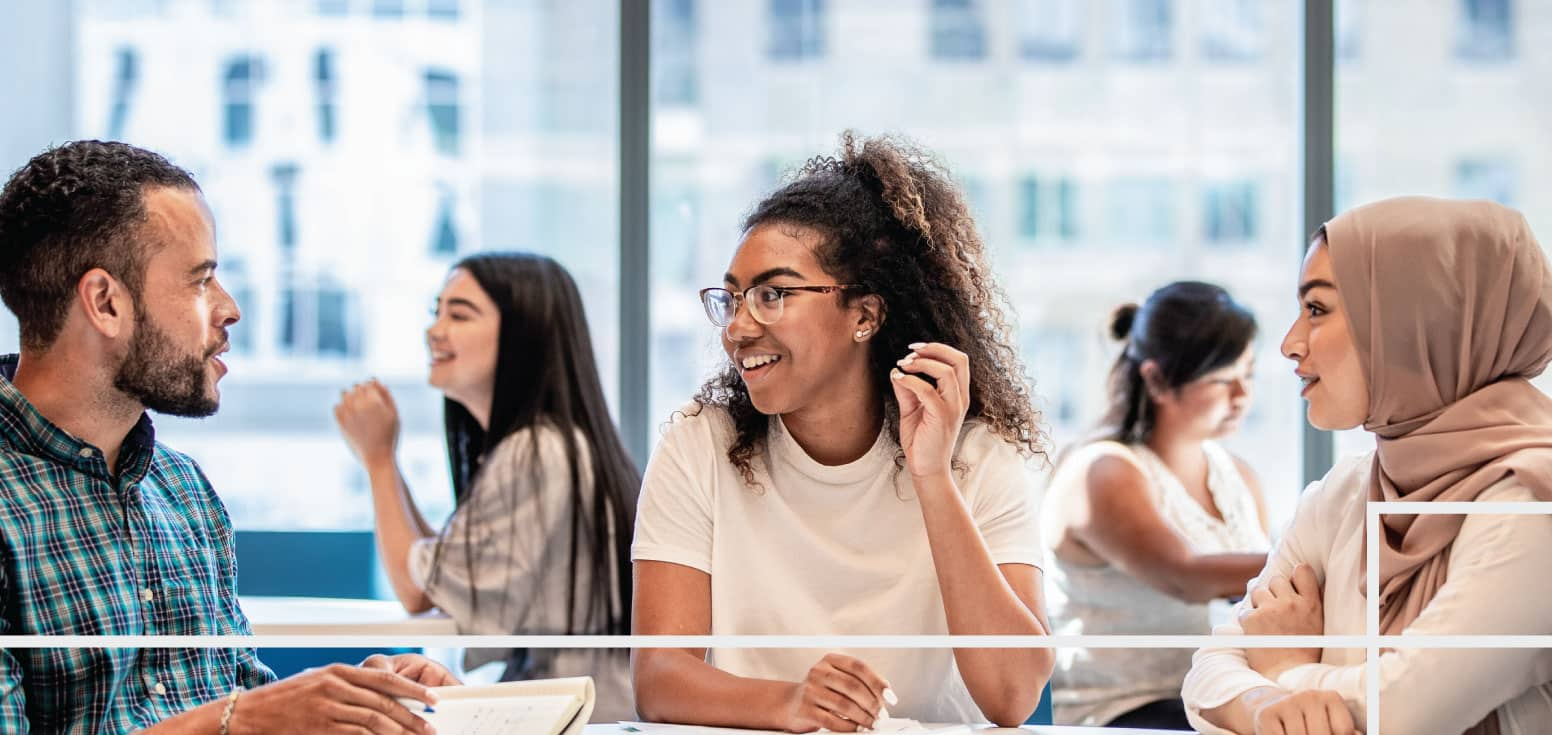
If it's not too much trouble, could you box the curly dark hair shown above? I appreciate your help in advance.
[692,131,1048,485]
[0,140,198,351]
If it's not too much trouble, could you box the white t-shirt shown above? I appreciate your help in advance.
[631,403,1044,723]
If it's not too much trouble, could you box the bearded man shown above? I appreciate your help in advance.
[0,140,457,735]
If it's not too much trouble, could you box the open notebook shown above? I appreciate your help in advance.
[404,676,595,735]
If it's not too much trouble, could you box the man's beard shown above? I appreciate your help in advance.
[113,311,223,418]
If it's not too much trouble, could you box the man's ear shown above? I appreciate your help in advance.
[853,293,885,341]
[76,268,133,340]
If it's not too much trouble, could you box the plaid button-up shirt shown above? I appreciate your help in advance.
[0,355,275,734]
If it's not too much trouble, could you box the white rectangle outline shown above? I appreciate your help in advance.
[4,501,1550,734]
[1363,500,1552,735]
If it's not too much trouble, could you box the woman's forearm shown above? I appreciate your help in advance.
[1200,686,1286,734]
[1164,552,1271,603]
[632,648,795,730]
[364,456,435,611]
[914,471,1052,726]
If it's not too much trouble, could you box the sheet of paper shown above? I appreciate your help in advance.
[619,719,973,735]
[413,694,582,735]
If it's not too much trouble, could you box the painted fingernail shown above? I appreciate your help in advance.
[896,355,915,366]
[908,342,926,350]
[890,369,904,380]
[884,687,898,706]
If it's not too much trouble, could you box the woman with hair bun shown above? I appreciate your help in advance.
[1039,281,1272,729]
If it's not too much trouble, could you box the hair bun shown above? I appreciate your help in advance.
[1109,303,1140,341]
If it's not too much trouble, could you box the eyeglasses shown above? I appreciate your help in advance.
[698,284,862,328]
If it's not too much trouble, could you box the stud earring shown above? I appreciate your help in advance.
[855,328,871,339]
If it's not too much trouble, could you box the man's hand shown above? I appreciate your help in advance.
[361,653,462,687]
[227,663,440,735]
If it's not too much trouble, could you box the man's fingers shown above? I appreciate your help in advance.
[333,665,437,705]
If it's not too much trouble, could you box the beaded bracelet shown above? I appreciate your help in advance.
[218,687,243,735]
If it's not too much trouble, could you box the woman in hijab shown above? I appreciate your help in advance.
[1181,196,1552,735]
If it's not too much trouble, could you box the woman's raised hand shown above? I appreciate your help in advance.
[890,342,971,481]
[334,379,401,468]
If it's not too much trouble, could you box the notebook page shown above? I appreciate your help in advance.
[413,693,582,735]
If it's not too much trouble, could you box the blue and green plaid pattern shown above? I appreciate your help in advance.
[0,355,275,734]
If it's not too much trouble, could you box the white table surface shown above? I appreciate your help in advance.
[239,595,458,635]
[584,725,1185,735]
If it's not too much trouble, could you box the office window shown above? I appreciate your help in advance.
[106,47,138,139]
[69,1,619,533]
[1336,0,1360,61]
[1203,179,1259,245]
[1455,159,1516,206]
[1018,175,1079,245]
[314,49,337,143]
[650,0,1305,527]
[423,69,459,156]
[1457,0,1513,62]
[654,0,697,106]
[1200,0,1262,62]
[221,55,260,147]
[371,0,404,19]
[769,0,824,61]
[930,0,987,61]
[427,0,459,21]
[431,190,459,255]
[1113,0,1171,62]
[1106,177,1175,245]
[1019,0,1082,61]
[281,283,357,358]
[271,163,298,250]
[1022,326,1081,426]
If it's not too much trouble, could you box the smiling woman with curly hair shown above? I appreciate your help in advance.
[630,132,1054,730]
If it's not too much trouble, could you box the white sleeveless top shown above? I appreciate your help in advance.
[1044,441,1269,726]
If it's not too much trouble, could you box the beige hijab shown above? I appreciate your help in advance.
[1326,196,1552,733]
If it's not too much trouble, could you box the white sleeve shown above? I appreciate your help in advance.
[1270,501,1552,735]
[1181,474,1338,734]
[630,415,716,574]
[963,432,1043,567]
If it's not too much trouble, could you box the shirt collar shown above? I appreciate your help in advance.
[0,353,158,479]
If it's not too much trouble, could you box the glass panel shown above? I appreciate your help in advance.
[649,0,1306,528]
[1334,0,1546,458]
[69,0,619,530]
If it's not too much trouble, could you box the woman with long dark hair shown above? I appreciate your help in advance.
[631,132,1054,730]
[1039,281,1271,729]
[334,252,637,719]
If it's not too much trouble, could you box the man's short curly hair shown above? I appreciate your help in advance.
[0,140,198,351]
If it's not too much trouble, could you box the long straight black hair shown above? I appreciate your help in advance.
[428,252,639,635]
